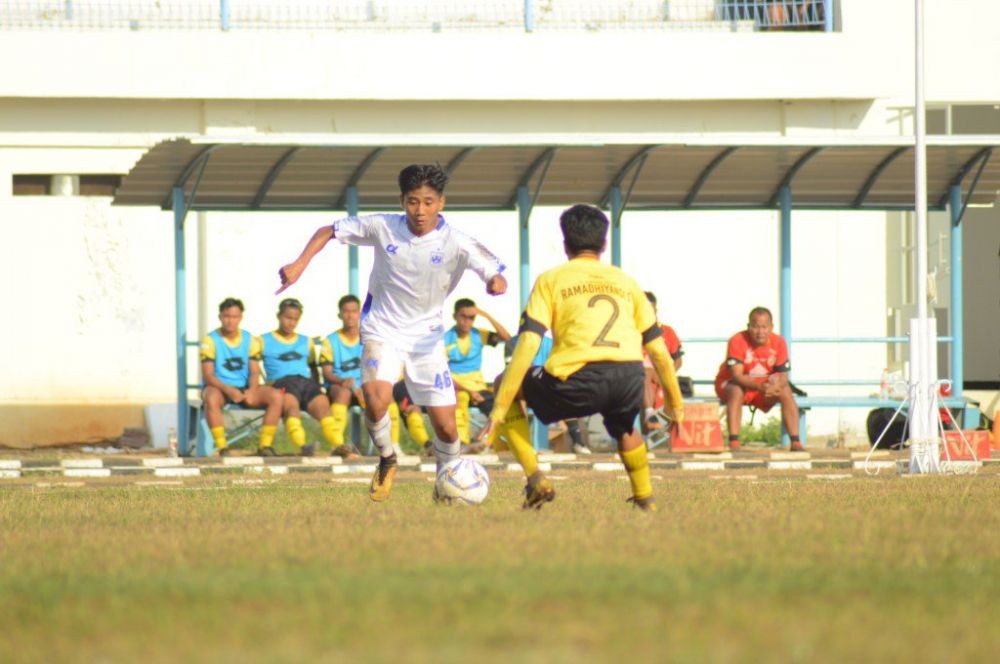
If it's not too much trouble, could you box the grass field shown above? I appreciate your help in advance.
[1,473,997,662]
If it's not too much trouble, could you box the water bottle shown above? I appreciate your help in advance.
[167,427,178,457]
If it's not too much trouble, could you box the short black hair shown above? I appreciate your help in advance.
[748,306,773,323]
[645,291,657,306]
[218,297,244,313]
[338,294,360,310]
[278,298,303,314]
[559,204,608,255]
[454,298,476,314]
[398,164,448,196]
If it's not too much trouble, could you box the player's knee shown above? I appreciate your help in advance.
[203,388,223,409]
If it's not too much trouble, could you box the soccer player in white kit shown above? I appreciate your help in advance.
[276,164,508,502]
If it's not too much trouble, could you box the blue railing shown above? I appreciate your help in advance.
[1,1,834,32]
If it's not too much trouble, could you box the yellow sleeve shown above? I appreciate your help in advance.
[645,336,684,424]
[478,328,490,344]
[308,338,317,366]
[633,280,658,332]
[318,338,333,365]
[199,335,215,362]
[489,331,542,425]
[249,336,263,361]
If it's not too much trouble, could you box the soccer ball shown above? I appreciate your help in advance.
[435,459,490,505]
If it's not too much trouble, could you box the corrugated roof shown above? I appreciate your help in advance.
[113,137,1000,212]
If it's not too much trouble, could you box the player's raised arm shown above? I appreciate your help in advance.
[455,230,507,296]
[276,225,334,294]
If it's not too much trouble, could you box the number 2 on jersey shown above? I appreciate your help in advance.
[588,294,620,348]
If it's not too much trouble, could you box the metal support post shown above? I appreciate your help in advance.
[524,0,534,33]
[823,0,833,32]
[609,185,623,267]
[346,186,360,296]
[517,185,531,309]
[779,186,793,448]
[172,187,190,455]
[949,184,963,398]
[220,0,231,31]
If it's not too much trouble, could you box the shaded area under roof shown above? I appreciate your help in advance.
[114,137,1000,212]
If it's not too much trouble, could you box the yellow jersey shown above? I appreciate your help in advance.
[521,256,660,380]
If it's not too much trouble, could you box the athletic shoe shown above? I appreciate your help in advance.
[331,443,361,461]
[522,472,555,510]
[432,483,452,505]
[790,441,806,452]
[627,495,658,512]
[729,439,741,451]
[369,454,397,502]
[300,443,317,457]
[258,446,277,457]
[572,443,592,455]
[218,446,232,457]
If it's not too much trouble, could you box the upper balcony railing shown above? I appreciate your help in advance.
[0,1,834,32]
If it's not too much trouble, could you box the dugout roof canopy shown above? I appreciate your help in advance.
[114,136,1000,212]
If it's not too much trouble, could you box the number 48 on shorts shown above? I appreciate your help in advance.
[434,371,453,390]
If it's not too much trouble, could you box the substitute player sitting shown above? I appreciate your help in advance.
[276,163,507,502]
[260,298,344,457]
[481,204,684,511]
[200,297,283,456]
[641,290,684,434]
[318,294,364,460]
[445,298,511,445]
[715,306,802,451]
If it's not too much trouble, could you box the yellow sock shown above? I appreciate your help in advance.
[456,392,471,444]
[210,426,227,450]
[620,445,653,500]
[259,424,277,449]
[388,402,401,444]
[286,416,306,449]
[500,405,538,477]
[405,410,430,446]
[329,403,348,445]
[320,415,341,447]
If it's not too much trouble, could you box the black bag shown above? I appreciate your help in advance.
[866,408,908,449]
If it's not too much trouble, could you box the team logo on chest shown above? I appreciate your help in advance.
[386,243,399,255]
[430,251,444,265]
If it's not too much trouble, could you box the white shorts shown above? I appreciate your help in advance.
[361,340,456,407]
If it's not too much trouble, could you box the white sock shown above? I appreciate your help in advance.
[366,412,394,458]
[433,438,460,471]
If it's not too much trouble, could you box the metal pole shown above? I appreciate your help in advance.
[517,185,531,309]
[949,184,963,398]
[220,0,230,31]
[609,185,623,267]
[823,0,833,32]
[172,187,190,455]
[914,0,928,324]
[346,186,360,296]
[65,1,73,21]
[524,0,534,33]
[779,185,793,449]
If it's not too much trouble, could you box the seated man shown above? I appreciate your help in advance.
[482,204,684,511]
[641,291,685,434]
[260,298,347,457]
[200,298,283,456]
[318,294,364,459]
[715,306,802,451]
[444,298,511,444]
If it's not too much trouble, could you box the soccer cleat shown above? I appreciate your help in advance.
[790,440,805,452]
[522,472,555,510]
[572,443,592,455]
[627,495,658,512]
[258,446,277,457]
[431,483,453,505]
[331,443,361,461]
[729,439,741,451]
[369,454,397,502]
[300,443,317,457]
[218,446,232,457]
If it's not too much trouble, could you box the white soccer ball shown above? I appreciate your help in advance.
[435,458,490,505]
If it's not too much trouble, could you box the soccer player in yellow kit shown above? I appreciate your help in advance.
[480,204,685,511]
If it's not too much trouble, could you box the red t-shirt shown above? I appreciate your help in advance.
[643,324,684,367]
[715,331,790,385]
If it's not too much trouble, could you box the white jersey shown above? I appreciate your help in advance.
[333,213,505,353]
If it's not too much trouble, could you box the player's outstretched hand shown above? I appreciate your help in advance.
[486,274,507,296]
[276,261,304,295]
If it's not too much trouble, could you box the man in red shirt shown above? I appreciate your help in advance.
[641,291,684,433]
[715,307,802,451]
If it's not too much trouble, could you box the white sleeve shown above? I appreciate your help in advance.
[454,229,506,282]
[332,214,381,247]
